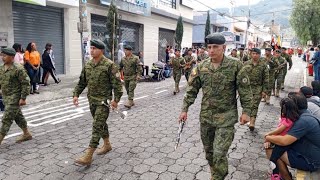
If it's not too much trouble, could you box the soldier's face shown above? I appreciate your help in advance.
[274,52,280,58]
[239,50,244,54]
[1,54,14,64]
[251,52,260,60]
[265,51,271,56]
[207,44,225,58]
[125,49,132,56]
[90,46,103,58]
[175,51,180,57]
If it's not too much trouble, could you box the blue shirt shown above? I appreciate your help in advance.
[287,110,320,163]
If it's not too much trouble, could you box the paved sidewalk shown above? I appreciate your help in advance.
[0,56,305,180]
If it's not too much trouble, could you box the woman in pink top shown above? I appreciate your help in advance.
[12,43,24,65]
[264,98,300,180]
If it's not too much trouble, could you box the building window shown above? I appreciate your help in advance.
[159,0,176,9]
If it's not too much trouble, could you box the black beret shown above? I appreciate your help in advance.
[238,47,244,50]
[205,33,226,45]
[252,48,261,54]
[175,49,181,52]
[90,39,105,49]
[1,47,16,56]
[124,45,133,50]
[265,48,272,52]
[281,47,287,50]
[300,86,313,97]
[275,49,281,53]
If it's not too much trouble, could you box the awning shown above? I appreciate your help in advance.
[14,0,46,6]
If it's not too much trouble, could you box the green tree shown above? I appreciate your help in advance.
[205,11,211,46]
[106,0,119,61]
[175,16,184,50]
[290,0,320,45]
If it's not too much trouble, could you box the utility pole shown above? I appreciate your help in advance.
[78,0,88,68]
[244,0,250,49]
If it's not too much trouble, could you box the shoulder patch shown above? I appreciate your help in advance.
[242,77,248,84]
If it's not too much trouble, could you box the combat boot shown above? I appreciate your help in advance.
[275,89,280,97]
[177,86,180,93]
[261,95,266,102]
[16,128,32,143]
[96,137,112,155]
[266,95,270,105]
[249,117,256,131]
[0,134,4,145]
[75,147,96,166]
[124,100,132,108]
[130,100,135,106]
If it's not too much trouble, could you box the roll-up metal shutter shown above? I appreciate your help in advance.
[158,28,175,61]
[12,2,65,74]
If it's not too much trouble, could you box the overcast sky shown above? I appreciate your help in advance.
[193,0,262,10]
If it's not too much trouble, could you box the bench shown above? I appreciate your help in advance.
[296,169,320,180]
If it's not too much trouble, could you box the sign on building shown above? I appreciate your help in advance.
[100,0,151,16]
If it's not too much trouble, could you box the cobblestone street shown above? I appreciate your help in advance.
[0,56,306,180]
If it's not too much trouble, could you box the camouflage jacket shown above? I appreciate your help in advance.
[169,57,185,73]
[281,53,293,69]
[184,55,195,72]
[274,56,287,75]
[119,55,142,80]
[243,59,269,94]
[263,56,279,72]
[0,63,30,106]
[182,56,253,127]
[197,53,209,62]
[240,53,249,63]
[73,56,123,105]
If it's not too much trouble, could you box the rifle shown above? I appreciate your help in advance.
[174,121,185,150]
[101,101,127,119]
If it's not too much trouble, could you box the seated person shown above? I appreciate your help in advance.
[299,86,320,118]
[265,93,320,180]
[138,51,149,77]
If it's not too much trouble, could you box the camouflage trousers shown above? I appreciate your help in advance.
[200,121,235,180]
[283,67,288,83]
[266,71,276,96]
[124,80,137,100]
[275,72,284,89]
[89,104,110,148]
[185,70,191,82]
[251,93,262,117]
[173,71,182,90]
[0,105,27,136]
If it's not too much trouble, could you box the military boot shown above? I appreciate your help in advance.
[75,148,96,166]
[130,100,135,106]
[275,89,280,97]
[124,100,132,108]
[266,95,270,105]
[261,95,266,102]
[249,117,256,131]
[0,134,4,145]
[96,137,112,155]
[16,128,32,143]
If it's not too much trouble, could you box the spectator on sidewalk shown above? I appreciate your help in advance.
[138,51,149,77]
[41,43,61,86]
[312,45,320,81]
[264,97,300,179]
[12,43,24,65]
[299,86,320,118]
[265,93,320,180]
[24,42,41,94]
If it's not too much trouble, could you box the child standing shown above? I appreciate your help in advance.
[264,98,300,180]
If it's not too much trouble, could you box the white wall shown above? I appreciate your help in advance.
[64,7,82,76]
[0,0,14,47]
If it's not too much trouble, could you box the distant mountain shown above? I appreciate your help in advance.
[216,0,293,29]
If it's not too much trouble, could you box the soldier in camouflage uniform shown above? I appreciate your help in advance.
[280,47,293,89]
[229,49,239,59]
[184,49,196,81]
[243,48,269,131]
[0,48,32,145]
[179,33,253,180]
[274,49,287,97]
[239,47,249,63]
[119,45,142,108]
[197,47,209,63]
[73,40,123,166]
[169,49,185,94]
[263,48,279,104]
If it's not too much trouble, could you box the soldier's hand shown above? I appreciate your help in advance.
[239,113,249,125]
[288,67,292,70]
[110,101,118,110]
[73,97,79,107]
[19,99,26,106]
[179,112,188,122]
[136,76,141,81]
